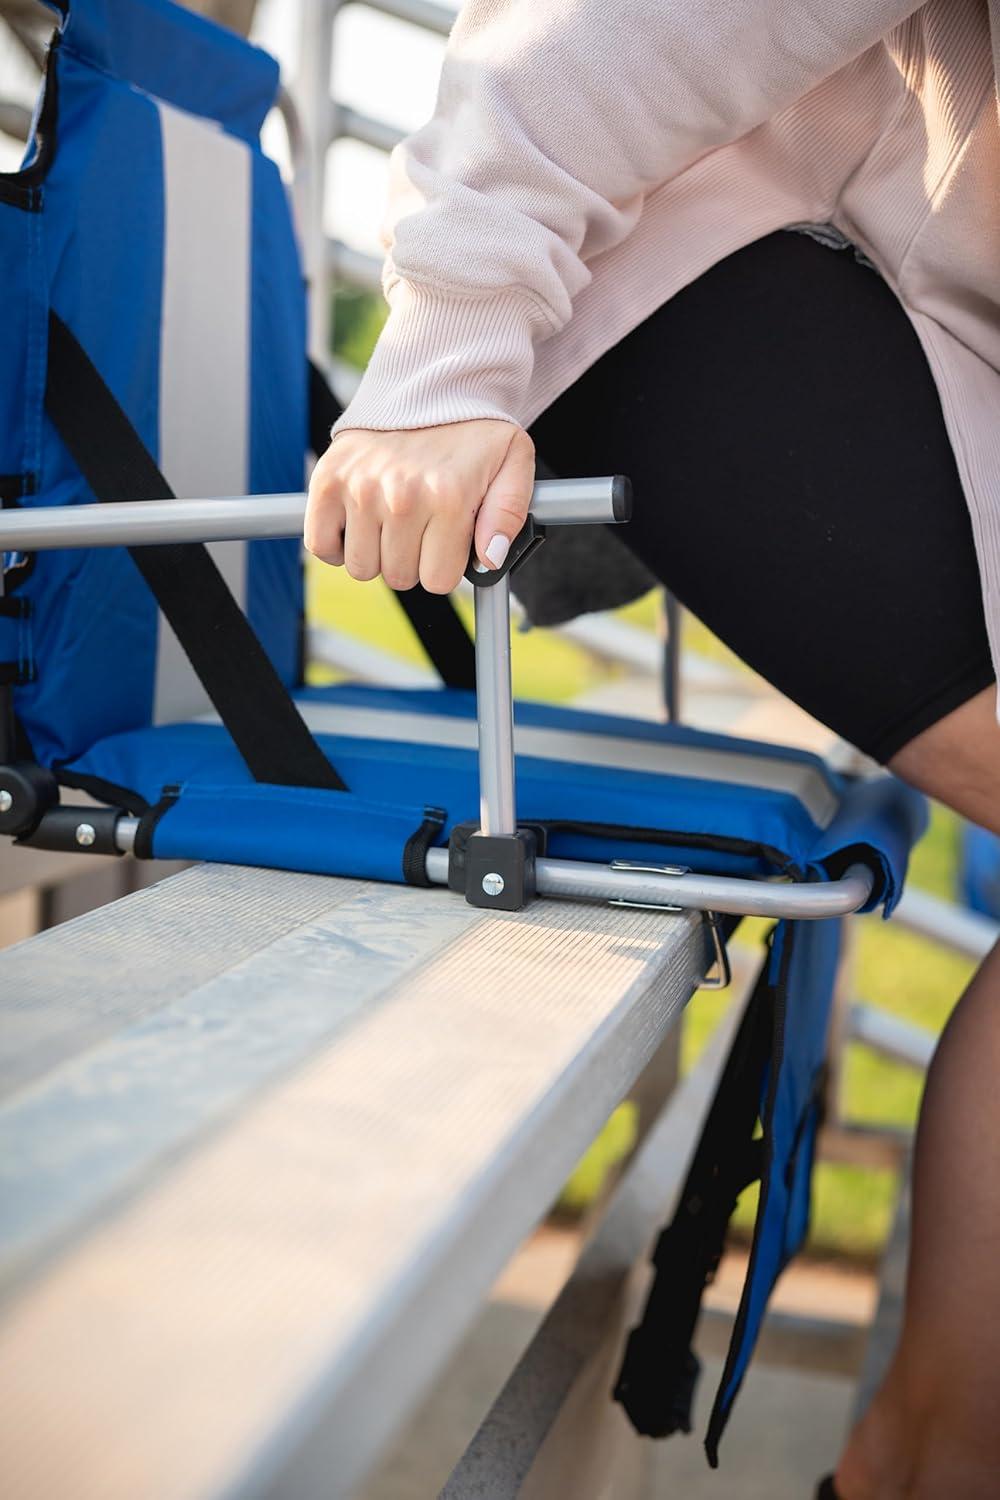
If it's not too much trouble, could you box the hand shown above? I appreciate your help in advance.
[304,419,536,594]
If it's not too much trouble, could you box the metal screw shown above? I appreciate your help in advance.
[75,823,97,847]
[482,872,505,897]
[0,790,11,814]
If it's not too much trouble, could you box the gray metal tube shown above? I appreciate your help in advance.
[363,0,455,36]
[115,817,140,853]
[424,847,875,920]
[0,478,625,551]
[0,495,307,551]
[474,581,516,836]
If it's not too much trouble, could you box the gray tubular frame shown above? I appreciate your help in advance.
[3,478,878,922]
[107,818,874,921]
[0,479,621,551]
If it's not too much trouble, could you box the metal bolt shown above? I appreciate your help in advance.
[0,790,11,814]
[482,872,505,897]
[75,823,97,847]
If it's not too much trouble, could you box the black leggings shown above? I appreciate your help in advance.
[529,231,994,763]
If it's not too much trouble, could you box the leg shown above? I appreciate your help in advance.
[834,691,1000,1500]
[529,232,1000,1494]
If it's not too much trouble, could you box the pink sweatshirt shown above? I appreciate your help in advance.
[336,0,1000,694]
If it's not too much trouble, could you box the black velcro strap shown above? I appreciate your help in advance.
[0,595,34,685]
[402,805,446,886]
[133,784,181,860]
[613,975,772,1439]
[46,312,345,791]
[308,361,476,691]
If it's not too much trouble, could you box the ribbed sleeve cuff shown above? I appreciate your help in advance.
[331,281,552,435]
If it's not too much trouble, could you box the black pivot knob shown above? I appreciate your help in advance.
[0,761,59,838]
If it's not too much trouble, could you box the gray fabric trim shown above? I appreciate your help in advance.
[244,701,841,826]
[154,100,251,724]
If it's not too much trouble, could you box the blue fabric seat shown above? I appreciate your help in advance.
[61,682,921,900]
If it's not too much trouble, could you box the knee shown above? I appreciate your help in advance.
[888,686,1000,835]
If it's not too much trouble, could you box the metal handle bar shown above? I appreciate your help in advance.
[0,478,626,552]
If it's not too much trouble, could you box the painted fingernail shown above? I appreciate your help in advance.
[485,533,510,569]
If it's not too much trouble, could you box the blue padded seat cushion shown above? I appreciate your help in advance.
[59,683,926,906]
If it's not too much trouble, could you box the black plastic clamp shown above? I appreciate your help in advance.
[464,514,546,588]
[448,820,541,912]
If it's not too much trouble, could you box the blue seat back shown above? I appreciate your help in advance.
[0,0,307,768]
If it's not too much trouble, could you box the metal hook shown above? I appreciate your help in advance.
[609,860,731,990]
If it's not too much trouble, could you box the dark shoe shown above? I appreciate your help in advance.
[815,1480,841,1500]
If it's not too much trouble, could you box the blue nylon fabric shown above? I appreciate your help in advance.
[62,685,921,904]
[150,782,433,882]
[0,200,44,481]
[811,774,928,915]
[2,0,308,765]
[18,45,164,763]
[63,722,819,879]
[61,0,278,142]
[245,145,308,686]
[714,916,842,1432]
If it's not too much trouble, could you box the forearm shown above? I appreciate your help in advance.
[337,0,923,433]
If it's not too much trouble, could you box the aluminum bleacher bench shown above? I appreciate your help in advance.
[0,860,715,1500]
[0,0,926,1490]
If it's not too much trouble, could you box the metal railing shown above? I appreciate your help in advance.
[293,0,455,359]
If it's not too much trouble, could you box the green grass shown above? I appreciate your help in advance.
[308,452,974,1260]
[307,563,625,704]
[332,287,387,371]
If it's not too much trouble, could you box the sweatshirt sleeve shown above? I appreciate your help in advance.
[334,0,923,434]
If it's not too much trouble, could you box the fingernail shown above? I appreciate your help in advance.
[485,534,510,569]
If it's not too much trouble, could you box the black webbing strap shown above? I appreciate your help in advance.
[308,361,477,692]
[46,312,346,791]
[613,968,772,1440]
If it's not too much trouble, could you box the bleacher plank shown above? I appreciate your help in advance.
[438,985,752,1500]
[0,862,707,1500]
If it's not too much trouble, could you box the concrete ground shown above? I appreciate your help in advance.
[359,1227,868,1499]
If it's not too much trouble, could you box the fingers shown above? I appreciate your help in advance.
[303,460,346,567]
[420,501,475,594]
[379,474,424,592]
[343,479,383,582]
[474,427,536,570]
[304,421,532,592]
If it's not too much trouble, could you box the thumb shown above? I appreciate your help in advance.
[474,429,535,570]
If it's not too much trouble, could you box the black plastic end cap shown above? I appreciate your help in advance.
[0,761,59,837]
[612,474,633,524]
